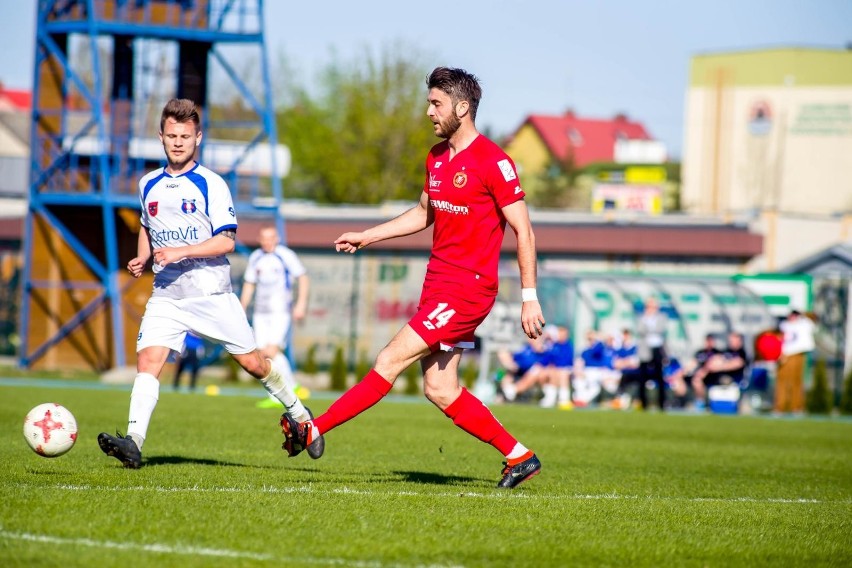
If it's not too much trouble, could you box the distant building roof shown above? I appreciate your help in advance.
[0,85,31,112]
[0,199,764,262]
[781,242,852,277]
[511,111,655,167]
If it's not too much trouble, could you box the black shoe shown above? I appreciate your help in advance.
[304,407,325,460]
[497,453,541,488]
[97,431,142,469]
[279,413,308,457]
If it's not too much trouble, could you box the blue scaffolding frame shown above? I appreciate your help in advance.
[21,0,284,370]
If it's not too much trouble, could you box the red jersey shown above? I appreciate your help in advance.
[423,135,525,290]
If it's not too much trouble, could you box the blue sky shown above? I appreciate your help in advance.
[1,0,850,158]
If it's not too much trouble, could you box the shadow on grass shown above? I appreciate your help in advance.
[143,455,270,468]
[391,470,481,485]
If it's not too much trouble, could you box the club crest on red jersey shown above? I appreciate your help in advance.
[453,172,467,188]
[148,202,158,217]
[181,198,197,214]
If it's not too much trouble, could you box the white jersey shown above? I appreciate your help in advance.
[781,316,815,356]
[244,245,306,314]
[139,163,237,299]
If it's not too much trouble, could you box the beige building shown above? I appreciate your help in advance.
[681,47,852,271]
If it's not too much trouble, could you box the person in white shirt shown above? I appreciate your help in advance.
[97,98,323,468]
[241,225,310,407]
[775,310,816,413]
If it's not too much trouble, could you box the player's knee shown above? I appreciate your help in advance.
[373,351,404,382]
[235,352,266,378]
[423,382,459,409]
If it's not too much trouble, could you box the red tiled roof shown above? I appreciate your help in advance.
[523,112,652,167]
[0,87,31,111]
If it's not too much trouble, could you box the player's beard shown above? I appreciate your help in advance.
[435,112,462,139]
[165,147,195,171]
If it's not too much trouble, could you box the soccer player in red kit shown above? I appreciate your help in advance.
[281,67,545,488]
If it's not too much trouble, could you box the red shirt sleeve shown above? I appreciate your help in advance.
[485,153,525,208]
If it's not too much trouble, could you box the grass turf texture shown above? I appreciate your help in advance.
[1,383,850,567]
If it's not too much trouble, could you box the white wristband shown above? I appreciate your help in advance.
[521,288,538,302]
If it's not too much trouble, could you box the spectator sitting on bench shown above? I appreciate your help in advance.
[691,331,748,407]
[609,329,641,409]
[571,330,619,406]
[498,334,549,403]
[538,325,573,408]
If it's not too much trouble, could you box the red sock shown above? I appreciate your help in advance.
[442,388,517,456]
[312,369,392,435]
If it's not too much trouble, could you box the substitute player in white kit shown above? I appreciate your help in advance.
[97,98,323,467]
[241,225,311,408]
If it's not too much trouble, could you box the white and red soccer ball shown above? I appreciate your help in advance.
[23,403,78,457]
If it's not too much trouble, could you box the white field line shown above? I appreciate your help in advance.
[5,481,850,505]
[0,527,461,568]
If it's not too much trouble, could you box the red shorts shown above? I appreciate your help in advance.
[408,269,496,352]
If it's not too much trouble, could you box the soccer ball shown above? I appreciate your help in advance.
[23,403,78,457]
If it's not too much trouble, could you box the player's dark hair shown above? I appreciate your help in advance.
[427,67,482,121]
[160,98,201,133]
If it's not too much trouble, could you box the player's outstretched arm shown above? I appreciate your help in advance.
[335,193,432,253]
[292,274,310,321]
[503,201,545,339]
[153,230,236,267]
[127,227,153,278]
[239,281,255,312]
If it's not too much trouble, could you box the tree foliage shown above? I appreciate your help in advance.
[806,358,833,414]
[329,344,348,391]
[277,45,436,204]
[840,366,852,415]
[403,362,420,396]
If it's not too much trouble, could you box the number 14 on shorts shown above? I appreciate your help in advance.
[423,303,456,330]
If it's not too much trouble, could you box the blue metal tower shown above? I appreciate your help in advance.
[20,0,284,371]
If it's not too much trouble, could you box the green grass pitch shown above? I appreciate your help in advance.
[1,382,850,567]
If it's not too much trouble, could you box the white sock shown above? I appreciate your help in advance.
[540,384,557,407]
[259,360,309,422]
[503,382,517,402]
[127,373,159,450]
[558,387,570,402]
[272,352,299,390]
[506,443,530,460]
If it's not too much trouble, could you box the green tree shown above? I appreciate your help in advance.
[329,344,348,391]
[461,357,479,390]
[276,44,436,204]
[301,344,319,376]
[355,349,372,382]
[806,358,833,414]
[403,362,420,396]
[840,367,852,415]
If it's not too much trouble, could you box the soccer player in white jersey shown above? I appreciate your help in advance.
[97,98,324,467]
[241,225,311,407]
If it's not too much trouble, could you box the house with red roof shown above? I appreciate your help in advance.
[0,84,31,112]
[503,110,667,180]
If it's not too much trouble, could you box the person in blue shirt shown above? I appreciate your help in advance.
[572,330,620,406]
[173,332,205,391]
[497,334,549,402]
[609,329,642,409]
[663,355,689,408]
[539,325,573,408]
